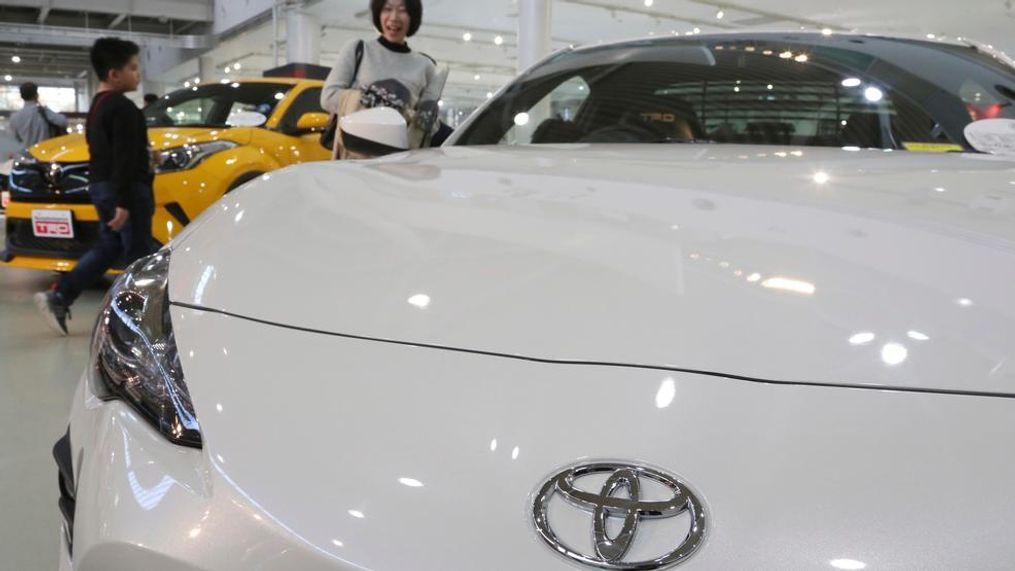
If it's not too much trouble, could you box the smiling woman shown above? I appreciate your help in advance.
[319,0,445,158]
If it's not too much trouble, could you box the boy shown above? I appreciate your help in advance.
[35,38,155,335]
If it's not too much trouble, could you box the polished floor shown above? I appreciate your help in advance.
[0,219,106,569]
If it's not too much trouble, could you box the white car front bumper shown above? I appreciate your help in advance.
[59,369,345,571]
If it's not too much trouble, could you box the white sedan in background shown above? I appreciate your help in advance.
[57,32,1015,570]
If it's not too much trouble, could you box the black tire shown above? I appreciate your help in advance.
[225,171,264,194]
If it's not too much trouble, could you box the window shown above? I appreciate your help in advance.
[277,87,324,132]
[456,38,1013,149]
[500,77,590,145]
[145,83,294,128]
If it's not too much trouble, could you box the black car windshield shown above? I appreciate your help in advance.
[145,83,294,128]
[455,35,1015,150]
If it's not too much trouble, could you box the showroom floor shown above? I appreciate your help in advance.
[0,220,106,569]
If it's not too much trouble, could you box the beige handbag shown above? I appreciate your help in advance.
[332,89,368,160]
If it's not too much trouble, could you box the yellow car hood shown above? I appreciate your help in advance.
[28,127,250,163]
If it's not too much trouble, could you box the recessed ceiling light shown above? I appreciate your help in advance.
[462,31,472,42]
[715,9,725,19]
[11,55,20,63]
[821,28,832,36]
[644,0,654,6]
[494,35,504,45]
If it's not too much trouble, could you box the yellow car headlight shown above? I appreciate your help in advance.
[155,141,237,173]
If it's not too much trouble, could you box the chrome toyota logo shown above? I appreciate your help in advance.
[532,462,706,570]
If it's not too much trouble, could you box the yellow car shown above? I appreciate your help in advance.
[2,78,331,272]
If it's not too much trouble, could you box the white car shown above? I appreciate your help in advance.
[57,33,1015,570]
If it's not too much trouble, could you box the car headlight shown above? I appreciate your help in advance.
[155,140,236,173]
[92,251,201,448]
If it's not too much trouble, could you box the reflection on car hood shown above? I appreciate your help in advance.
[168,144,1015,395]
[26,127,250,164]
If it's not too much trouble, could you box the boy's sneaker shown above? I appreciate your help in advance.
[34,291,71,336]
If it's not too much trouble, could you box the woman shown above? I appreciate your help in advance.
[321,0,442,158]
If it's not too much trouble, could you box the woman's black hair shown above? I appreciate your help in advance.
[370,0,423,38]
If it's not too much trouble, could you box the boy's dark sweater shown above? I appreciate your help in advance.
[86,91,153,208]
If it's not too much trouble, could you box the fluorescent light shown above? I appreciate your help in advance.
[398,477,424,488]
[849,332,875,345]
[408,294,431,308]
[864,87,884,102]
[830,560,867,570]
[761,277,816,295]
[880,343,908,366]
[655,378,676,408]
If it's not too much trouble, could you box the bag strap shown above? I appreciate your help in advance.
[37,105,61,131]
[352,39,364,84]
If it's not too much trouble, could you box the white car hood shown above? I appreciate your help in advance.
[168,144,1015,396]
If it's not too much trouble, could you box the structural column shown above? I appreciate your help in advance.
[517,0,552,73]
[285,1,321,65]
[198,55,215,83]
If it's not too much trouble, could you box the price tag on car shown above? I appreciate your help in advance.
[31,209,74,239]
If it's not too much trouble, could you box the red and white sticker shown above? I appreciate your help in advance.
[31,209,74,239]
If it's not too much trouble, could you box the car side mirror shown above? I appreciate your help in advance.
[339,107,409,157]
[296,111,330,132]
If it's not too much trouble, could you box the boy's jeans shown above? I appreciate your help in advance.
[55,180,155,306]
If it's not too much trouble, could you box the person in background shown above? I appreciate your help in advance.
[9,82,68,149]
[320,0,442,158]
[35,38,155,335]
[143,93,159,107]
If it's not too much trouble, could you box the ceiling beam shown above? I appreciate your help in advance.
[0,22,210,49]
[563,0,738,30]
[0,0,212,22]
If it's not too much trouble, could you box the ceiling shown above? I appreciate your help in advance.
[0,0,1012,106]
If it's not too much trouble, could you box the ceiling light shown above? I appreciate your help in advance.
[10,55,20,63]
[224,65,231,73]
[184,81,191,87]
[462,32,472,42]
[234,62,241,69]
[812,171,830,184]
[821,28,832,36]
[474,74,481,80]
[715,9,725,19]
[907,330,930,341]
[848,332,875,345]
[3,75,11,81]
[644,0,654,6]
[779,51,793,59]
[514,112,530,126]
[693,27,701,34]
[767,84,774,90]
[761,277,816,295]
[880,343,908,366]
[864,86,884,102]
[794,54,809,62]
[194,77,200,84]
[486,92,493,99]
[437,99,444,107]
[841,77,861,87]
[494,35,504,45]
[926,33,936,39]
